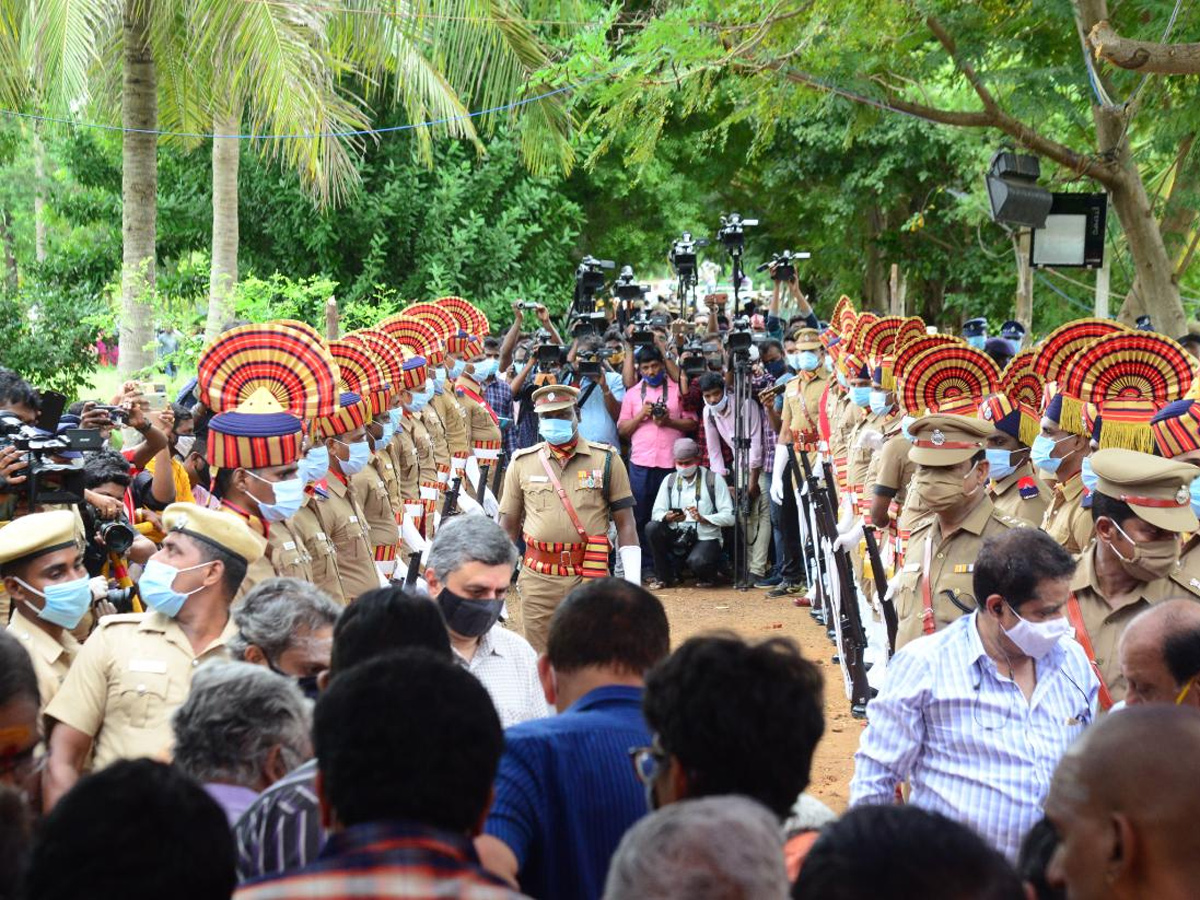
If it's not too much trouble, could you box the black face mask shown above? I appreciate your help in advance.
[437,587,504,638]
[764,358,787,378]
[267,659,322,701]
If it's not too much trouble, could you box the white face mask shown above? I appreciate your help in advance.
[1002,604,1072,659]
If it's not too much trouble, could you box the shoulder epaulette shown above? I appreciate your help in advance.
[511,444,543,460]
[96,612,147,628]
[588,441,618,454]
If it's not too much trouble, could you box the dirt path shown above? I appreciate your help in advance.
[653,582,863,813]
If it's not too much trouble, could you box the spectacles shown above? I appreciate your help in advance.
[628,742,668,787]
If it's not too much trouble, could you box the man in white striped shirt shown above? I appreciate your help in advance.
[850,528,1099,861]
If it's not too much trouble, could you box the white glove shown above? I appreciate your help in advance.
[856,429,884,452]
[884,572,901,603]
[451,455,466,474]
[770,445,788,504]
[837,507,856,534]
[833,519,864,551]
[375,559,397,580]
[457,490,484,515]
[482,486,500,518]
[401,514,430,556]
[465,454,482,485]
[618,545,642,587]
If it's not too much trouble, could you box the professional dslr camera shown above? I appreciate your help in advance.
[0,411,101,504]
[716,213,759,253]
[756,249,811,283]
[650,400,669,420]
[79,500,137,578]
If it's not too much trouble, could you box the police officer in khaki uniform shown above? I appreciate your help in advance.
[978,392,1051,526]
[1065,449,1200,708]
[1,510,92,711]
[1149,399,1200,594]
[1036,393,1094,553]
[892,415,1025,650]
[310,391,384,603]
[205,392,314,598]
[499,384,640,652]
[43,502,264,809]
[354,412,403,580]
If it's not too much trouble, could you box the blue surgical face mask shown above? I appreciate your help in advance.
[15,575,92,630]
[644,371,666,388]
[473,358,499,381]
[447,359,466,380]
[900,416,917,443]
[405,386,433,413]
[1189,477,1200,519]
[824,356,835,374]
[377,421,395,448]
[796,350,819,372]
[1031,433,1072,475]
[336,439,371,476]
[1080,455,1097,493]
[868,390,891,417]
[539,417,576,445]
[432,367,447,394]
[706,394,729,414]
[836,371,849,389]
[139,559,214,619]
[986,448,1017,482]
[298,446,329,485]
[246,471,305,522]
[388,407,403,430]
[850,386,871,408]
[967,335,987,350]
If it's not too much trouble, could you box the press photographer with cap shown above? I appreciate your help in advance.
[42,502,265,810]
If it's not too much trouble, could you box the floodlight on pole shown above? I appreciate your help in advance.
[985,150,1053,229]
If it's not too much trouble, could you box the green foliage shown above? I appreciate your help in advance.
[0,281,104,395]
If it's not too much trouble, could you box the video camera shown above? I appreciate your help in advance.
[573,255,616,314]
[612,266,650,303]
[0,411,101,505]
[577,347,617,379]
[630,312,656,348]
[717,213,758,254]
[668,232,709,281]
[756,249,811,283]
[680,337,707,378]
[534,330,566,369]
[724,316,754,358]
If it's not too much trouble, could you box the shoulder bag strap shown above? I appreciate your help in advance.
[1065,592,1114,711]
[921,534,937,636]
[538,449,588,542]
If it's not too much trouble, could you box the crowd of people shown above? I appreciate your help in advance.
[1,282,1200,899]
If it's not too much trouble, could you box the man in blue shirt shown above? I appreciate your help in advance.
[565,334,626,447]
[477,577,670,900]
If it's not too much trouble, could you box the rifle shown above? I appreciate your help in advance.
[805,454,871,718]
[476,463,491,505]
[404,475,462,588]
[789,448,827,622]
[862,525,898,656]
[491,451,506,500]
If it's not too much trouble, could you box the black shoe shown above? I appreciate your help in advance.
[766,581,806,598]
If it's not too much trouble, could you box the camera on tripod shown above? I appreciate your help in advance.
[668,232,709,280]
[716,213,759,254]
[612,266,650,303]
[0,411,101,504]
[756,249,811,283]
[573,255,615,315]
[724,317,754,357]
[630,312,656,348]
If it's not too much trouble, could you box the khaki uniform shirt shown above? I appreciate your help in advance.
[781,372,828,447]
[431,391,470,460]
[376,437,403,511]
[1042,473,1094,554]
[873,434,929,533]
[7,607,79,712]
[1171,535,1200,599]
[312,472,380,603]
[456,375,503,452]
[44,611,236,769]
[422,404,451,472]
[220,503,312,600]
[848,410,898,494]
[409,412,439,497]
[1069,544,1200,701]
[989,464,1051,528]
[292,499,344,602]
[893,498,1025,650]
[393,417,422,504]
[352,456,400,550]
[499,438,635,546]
[826,389,850,461]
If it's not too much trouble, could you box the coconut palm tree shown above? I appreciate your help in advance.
[6,0,576,374]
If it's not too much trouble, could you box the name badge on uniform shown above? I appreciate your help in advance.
[283,541,296,551]
[128,659,168,674]
[528,475,549,483]
[348,516,359,524]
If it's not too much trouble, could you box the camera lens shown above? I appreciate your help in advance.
[99,521,135,554]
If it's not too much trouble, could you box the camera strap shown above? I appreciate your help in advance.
[575,378,600,409]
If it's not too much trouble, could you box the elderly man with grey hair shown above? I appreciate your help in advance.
[425,514,549,726]
[603,796,789,900]
[172,660,312,826]
[229,577,341,700]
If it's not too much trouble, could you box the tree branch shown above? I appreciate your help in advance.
[1088,20,1200,75]
[924,16,1001,115]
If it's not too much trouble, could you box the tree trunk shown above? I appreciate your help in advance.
[888,263,906,316]
[33,129,47,264]
[206,108,241,341]
[0,210,18,292]
[1075,0,1185,336]
[863,206,888,311]
[1088,20,1200,75]
[1013,230,1033,330]
[118,0,157,379]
